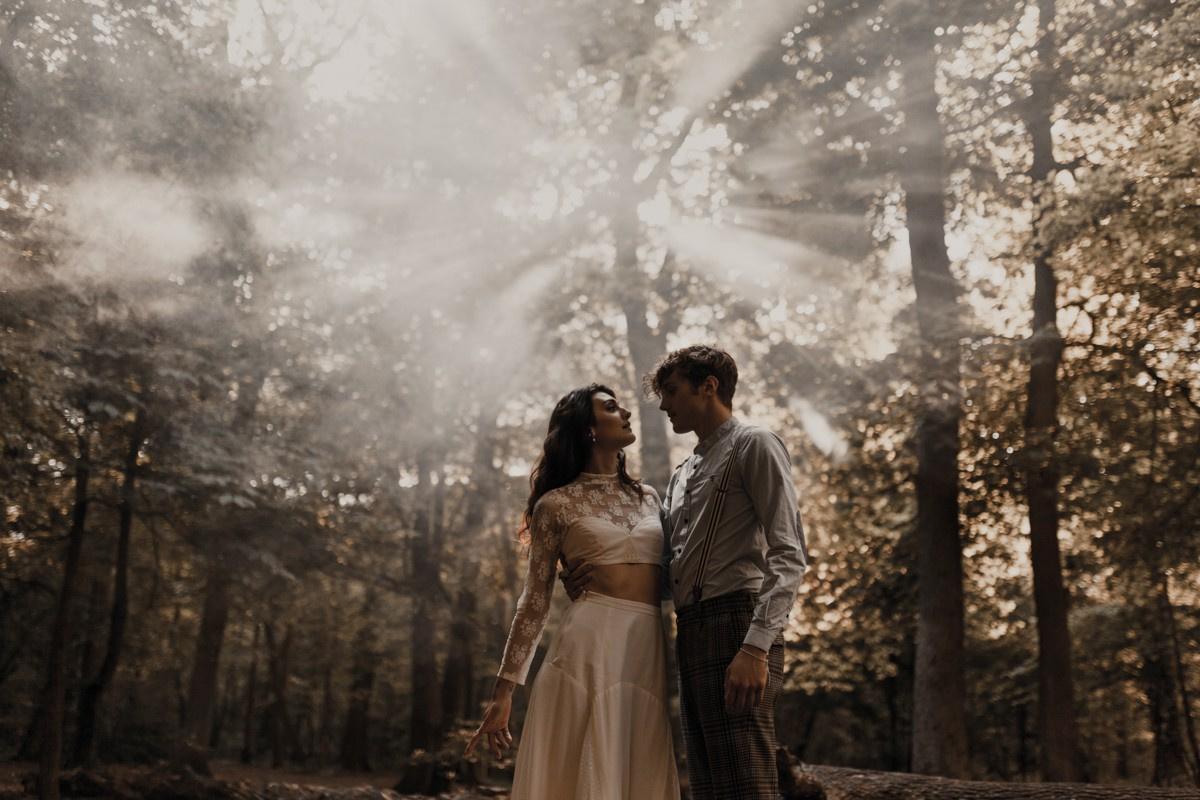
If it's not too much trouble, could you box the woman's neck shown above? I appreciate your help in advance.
[583,447,620,475]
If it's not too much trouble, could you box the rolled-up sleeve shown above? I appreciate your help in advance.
[740,429,808,651]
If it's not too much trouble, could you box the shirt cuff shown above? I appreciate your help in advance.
[497,668,525,686]
[743,624,777,652]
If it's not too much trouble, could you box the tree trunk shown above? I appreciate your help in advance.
[408,456,445,753]
[1016,703,1030,779]
[440,584,477,728]
[318,660,335,765]
[240,624,259,764]
[36,428,91,800]
[897,20,969,779]
[341,610,377,771]
[178,560,232,775]
[264,622,295,768]
[70,575,107,763]
[440,412,498,729]
[1021,0,1083,782]
[211,659,238,750]
[1116,693,1130,781]
[409,551,440,752]
[72,409,144,767]
[614,81,670,491]
[884,674,902,772]
[1143,577,1194,786]
[299,711,315,764]
[1166,584,1200,782]
[17,706,43,762]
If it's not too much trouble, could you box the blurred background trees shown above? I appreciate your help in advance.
[1,0,1197,791]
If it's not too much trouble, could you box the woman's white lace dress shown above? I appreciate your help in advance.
[498,473,680,800]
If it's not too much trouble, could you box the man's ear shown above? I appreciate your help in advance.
[703,375,720,398]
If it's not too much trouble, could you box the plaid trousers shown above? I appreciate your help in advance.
[676,591,784,800]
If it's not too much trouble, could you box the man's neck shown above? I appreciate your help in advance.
[693,407,733,445]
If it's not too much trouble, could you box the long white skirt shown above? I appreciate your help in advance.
[511,591,680,800]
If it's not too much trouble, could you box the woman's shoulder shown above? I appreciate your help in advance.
[532,486,569,514]
[532,482,591,516]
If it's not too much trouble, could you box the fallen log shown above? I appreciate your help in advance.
[780,758,1200,800]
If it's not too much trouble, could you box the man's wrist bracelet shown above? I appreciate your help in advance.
[739,646,768,664]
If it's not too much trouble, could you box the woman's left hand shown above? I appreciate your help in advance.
[465,686,515,759]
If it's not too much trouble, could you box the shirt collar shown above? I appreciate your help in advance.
[693,416,739,457]
[577,472,619,481]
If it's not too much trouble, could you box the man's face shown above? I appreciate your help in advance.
[657,369,709,434]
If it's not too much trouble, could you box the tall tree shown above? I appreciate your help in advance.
[35,420,92,800]
[72,398,147,766]
[440,409,500,729]
[612,69,671,490]
[341,596,378,772]
[264,621,297,767]
[240,623,260,764]
[1021,0,1082,781]
[408,447,446,752]
[897,11,969,777]
[178,555,232,773]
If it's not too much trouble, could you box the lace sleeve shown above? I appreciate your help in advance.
[497,495,567,685]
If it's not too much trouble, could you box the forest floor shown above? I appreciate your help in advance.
[0,761,505,799]
[6,760,1199,799]
[212,763,404,791]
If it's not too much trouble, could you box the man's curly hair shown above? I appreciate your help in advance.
[644,345,738,408]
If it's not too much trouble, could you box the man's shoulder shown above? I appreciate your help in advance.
[734,422,786,450]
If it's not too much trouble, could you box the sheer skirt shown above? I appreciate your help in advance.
[510,591,680,800]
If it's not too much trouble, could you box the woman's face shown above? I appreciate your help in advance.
[590,391,636,449]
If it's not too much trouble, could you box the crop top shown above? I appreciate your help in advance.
[497,473,663,685]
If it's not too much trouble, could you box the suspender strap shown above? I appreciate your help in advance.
[690,439,742,605]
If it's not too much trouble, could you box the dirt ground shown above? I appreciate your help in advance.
[211,762,405,790]
[0,762,504,799]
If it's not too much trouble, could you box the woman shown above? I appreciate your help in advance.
[465,384,679,800]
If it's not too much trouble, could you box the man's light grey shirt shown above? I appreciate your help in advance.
[662,417,809,652]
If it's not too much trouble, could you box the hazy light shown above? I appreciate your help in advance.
[790,397,850,463]
[59,171,208,283]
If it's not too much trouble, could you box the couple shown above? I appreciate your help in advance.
[466,345,809,800]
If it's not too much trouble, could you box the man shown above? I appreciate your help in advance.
[566,345,808,799]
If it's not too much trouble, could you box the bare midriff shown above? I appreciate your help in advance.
[584,563,662,606]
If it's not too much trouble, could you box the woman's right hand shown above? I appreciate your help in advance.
[465,685,514,759]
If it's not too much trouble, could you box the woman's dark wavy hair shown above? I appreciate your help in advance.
[520,383,643,541]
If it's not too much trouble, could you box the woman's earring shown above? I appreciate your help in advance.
[588,431,596,443]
